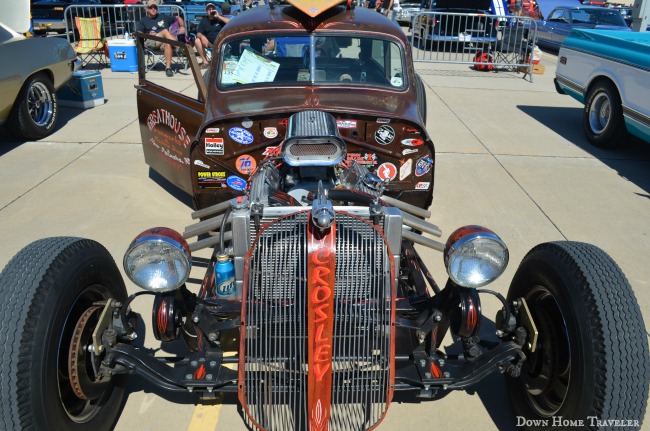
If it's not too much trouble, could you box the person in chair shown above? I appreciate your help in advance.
[195,3,231,68]
[136,0,185,76]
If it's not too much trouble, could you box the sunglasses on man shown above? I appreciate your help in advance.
[148,5,158,9]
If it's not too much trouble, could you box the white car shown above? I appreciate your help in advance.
[555,28,650,148]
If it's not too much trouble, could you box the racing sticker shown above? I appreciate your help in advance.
[401,138,424,147]
[205,138,224,155]
[236,154,257,175]
[205,127,220,133]
[415,182,430,190]
[405,127,420,134]
[194,159,210,169]
[227,175,247,191]
[375,125,395,146]
[262,146,282,158]
[263,127,278,139]
[399,159,412,181]
[402,148,418,156]
[197,171,226,189]
[336,120,357,129]
[228,127,254,145]
[377,163,397,181]
[415,157,433,177]
[346,152,378,166]
[376,118,391,124]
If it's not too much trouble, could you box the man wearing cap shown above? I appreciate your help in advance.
[136,0,185,76]
[194,3,231,68]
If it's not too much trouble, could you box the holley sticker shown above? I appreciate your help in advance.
[229,127,254,145]
[415,157,433,177]
[204,138,224,155]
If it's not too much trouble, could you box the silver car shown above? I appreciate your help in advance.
[0,23,76,140]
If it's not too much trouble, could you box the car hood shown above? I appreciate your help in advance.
[208,87,421,126]
[435,0,491,11]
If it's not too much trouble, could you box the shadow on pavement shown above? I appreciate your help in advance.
[518,105,650,196]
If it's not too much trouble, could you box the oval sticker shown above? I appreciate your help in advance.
[229,127,254,145]
[227,175,247,191]
[401,138,424,147]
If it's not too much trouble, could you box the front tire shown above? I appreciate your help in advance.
[6,73,59,141]
[583,81,628,148]
[0,237,128,431]
[505,241,649,430]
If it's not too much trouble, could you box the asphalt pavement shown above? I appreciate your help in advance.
[1,47,649,431]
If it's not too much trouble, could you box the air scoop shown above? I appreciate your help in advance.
[282,110,346,167]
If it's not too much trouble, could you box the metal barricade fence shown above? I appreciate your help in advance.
[409,13,538,80]
[65,4,186,45]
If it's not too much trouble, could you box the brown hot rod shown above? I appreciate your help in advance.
[0,1,648,430]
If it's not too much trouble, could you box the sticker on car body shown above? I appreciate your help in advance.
[402,148,418,156]
[337,120,357,129]
[375,126,395,145]
[263,127,278,139]
[402,138,424,146]
[400,159,412,181]
[227,175,247,191]
[415,182,430,190]
[229,127,254,145]
[415,157,433,177]
[205,138,224,155]
[194,159,210,169]
[377,163,397,181]
[236,155,257,175]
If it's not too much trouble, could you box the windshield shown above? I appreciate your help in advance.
[218,34,406,90]
[570,8,626,26]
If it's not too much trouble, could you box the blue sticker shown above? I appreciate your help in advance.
[227,175,247,191]
[415,157,433,177]
[228,127,254,145]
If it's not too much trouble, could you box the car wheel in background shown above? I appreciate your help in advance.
[6,73,58,141]
[505,241,649,429]
[583,80,628,148]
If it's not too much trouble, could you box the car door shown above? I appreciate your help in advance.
[538,8,563,48]
[135,33,207,195]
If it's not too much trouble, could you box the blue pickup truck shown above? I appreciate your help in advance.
[555,28,650,148]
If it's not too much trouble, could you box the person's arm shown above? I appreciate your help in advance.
[214,9,231,24]
[176,16,186,34]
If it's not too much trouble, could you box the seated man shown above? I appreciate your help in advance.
[136,0,185,77]
[195,3,231,68]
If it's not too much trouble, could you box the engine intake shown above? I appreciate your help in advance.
[282,110,346,167]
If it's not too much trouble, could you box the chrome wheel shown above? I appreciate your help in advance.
[28,81,55,127]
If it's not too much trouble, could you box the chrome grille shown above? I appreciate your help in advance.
[243,211,393,431]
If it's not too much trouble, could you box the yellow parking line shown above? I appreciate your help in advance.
[187,403,222,430]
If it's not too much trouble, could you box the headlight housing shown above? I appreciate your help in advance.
[123,227,191,292]
[444,226,508,288]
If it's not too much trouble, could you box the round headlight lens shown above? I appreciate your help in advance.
[123,228,191,292]
[444,226,508,288]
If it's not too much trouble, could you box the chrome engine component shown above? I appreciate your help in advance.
[282,110,346,167]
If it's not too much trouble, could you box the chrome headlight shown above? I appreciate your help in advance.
[123,227,191,292]
[444,226,508,288]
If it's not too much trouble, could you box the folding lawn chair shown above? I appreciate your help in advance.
[493,25,531,72]
[73,17,108,69]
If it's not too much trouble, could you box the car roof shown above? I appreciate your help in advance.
[218,4,407,41]
[537,0,581,19]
